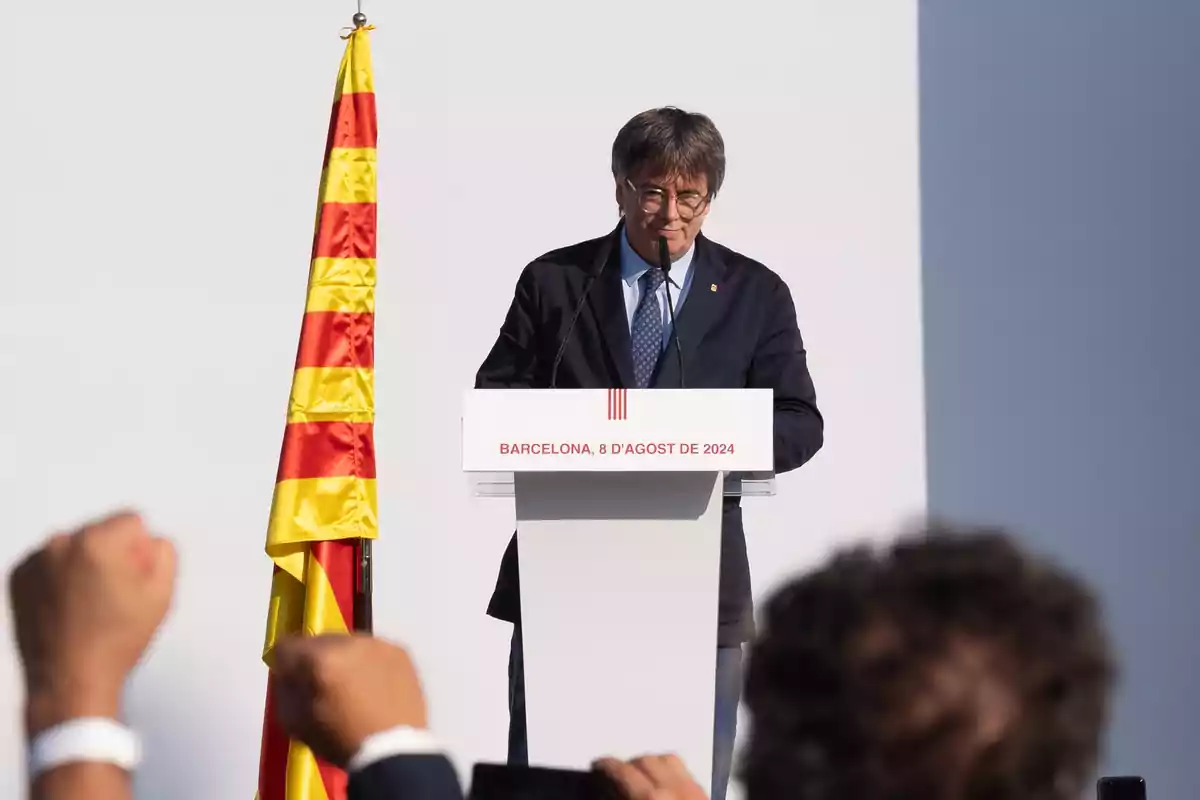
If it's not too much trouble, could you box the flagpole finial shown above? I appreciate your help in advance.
[353,11,368,27]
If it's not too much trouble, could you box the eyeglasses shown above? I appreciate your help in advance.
[625,179,710,221]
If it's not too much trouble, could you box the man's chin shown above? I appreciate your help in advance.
[631,228,690,260]
[648,230,690,253]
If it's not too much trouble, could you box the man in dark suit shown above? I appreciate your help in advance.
[475,107,824,800]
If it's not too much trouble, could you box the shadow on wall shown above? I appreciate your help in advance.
[919,3,1200,800]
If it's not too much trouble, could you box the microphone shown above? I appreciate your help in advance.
[658,236,686,389]
[549,234,613,388]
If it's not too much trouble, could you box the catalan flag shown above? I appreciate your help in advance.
[257,23,378,800]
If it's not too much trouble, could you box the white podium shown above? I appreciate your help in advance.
[462,388,774,794]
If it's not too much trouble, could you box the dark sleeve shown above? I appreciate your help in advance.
[348,754,464,800]
[475,263,541,389]
[748,278,824,474]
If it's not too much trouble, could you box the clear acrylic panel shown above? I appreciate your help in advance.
[467,471,776,498]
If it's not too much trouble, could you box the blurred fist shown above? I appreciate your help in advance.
[7,511,177,733]
[270,633,428,767]
[593,754,709,800]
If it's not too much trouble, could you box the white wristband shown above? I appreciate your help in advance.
[29,718,142,777]
[347,725,441,774]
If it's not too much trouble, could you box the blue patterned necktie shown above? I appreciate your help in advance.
[631,268,666,388]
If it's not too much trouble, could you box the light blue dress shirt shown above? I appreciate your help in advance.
[618,229,696,350]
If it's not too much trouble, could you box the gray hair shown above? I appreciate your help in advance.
[611,107,726,197]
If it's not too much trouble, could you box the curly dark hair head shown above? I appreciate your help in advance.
[741,524,1115,800]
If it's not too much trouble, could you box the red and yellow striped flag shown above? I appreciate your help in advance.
[257,24,378,800]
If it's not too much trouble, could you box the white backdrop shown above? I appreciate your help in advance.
[0,2,924,797]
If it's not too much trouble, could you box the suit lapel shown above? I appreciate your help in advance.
[653,234,731,388]
[586,224,635,387]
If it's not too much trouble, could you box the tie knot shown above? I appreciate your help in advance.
[642,268,666,291]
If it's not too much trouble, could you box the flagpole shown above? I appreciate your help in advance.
[258,15,379,796]
[350,5,373,636]
[350,7,372,636]
[355,539,373,632]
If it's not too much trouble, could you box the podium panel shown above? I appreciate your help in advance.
[462,388,772,472]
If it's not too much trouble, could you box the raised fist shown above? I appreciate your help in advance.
[8,511,177,734]
[270,633,429,767]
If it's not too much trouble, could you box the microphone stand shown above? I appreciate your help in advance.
[550,231,615,387]
[658,236,686,389]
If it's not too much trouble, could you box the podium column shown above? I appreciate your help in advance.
[514,470,723,795]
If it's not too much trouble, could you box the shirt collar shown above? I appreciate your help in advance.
[619,227,695,287]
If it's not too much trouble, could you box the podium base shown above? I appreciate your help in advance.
[514,471,723,795]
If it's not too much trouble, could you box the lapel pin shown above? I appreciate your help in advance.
[710,283,718,292]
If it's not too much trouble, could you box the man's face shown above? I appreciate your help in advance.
[616,170,711,262]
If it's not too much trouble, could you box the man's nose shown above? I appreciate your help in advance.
[660,195,682,222]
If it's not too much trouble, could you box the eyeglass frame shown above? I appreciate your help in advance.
[623,178,712,221]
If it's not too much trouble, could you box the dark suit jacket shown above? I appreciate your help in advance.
[475,223,823,645]
[349,754,464,800]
